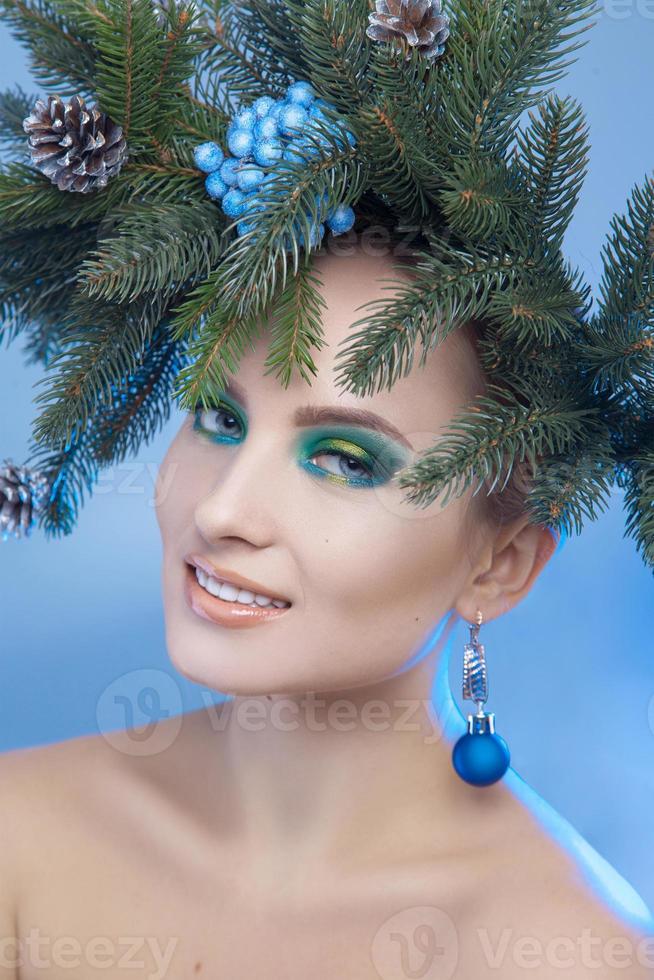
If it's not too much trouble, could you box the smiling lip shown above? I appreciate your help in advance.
[183,552,292,605]
[183,562,292,630]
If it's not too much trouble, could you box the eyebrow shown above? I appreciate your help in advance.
[220,379,414,451]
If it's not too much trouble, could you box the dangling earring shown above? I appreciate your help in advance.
[451,610,510,787]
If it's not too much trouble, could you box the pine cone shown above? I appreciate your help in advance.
[23,94,128,194]
[0,458,52,541]
[366,0,450,62]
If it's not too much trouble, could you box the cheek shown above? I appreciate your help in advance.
[301,490,470,624]
[154,438,200,543]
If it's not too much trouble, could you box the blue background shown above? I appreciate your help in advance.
[1,4,654,913]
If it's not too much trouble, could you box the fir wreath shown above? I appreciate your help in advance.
[0,0,652,572]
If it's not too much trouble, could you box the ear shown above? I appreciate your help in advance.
[455,521,559,624]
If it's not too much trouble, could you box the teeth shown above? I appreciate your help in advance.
[193,566,290,608]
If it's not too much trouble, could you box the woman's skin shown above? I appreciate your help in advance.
[0,243,652,979]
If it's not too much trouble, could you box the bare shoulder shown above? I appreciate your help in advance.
[0,710,189,870]
[464,773,654,978]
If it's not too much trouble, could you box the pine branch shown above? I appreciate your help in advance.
[0,84,38,153]
[77,199,227,304]
[514,94,590,249]
[24,417,99,537]
[623,448,654,571]
[523,430,615,534]
[95,0,182,151]
[598,174,654,323]
[0,158,202,231]
[30,298,154,448]
[146,2,207,145]
[393,382,602,511]
[262,260,328,388]
[332,238,541,398]
[439,0,598,157]
[193,1,287,115]
[485,260,590,350]
[229,0,308,82]
[0,222,97,348]
[171,305,262,411]
[438,154,533,244]
[90,322,186,464]
[351,96,432,223]
[581,311,654,398]
[0,0,97,94]
[286,0,373,113]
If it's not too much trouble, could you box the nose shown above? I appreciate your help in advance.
[192,430,285,548]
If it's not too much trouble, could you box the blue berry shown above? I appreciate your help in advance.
[237,218,258,237]
[252,96,276,118]
[236,164,265,192]
[314,190,330,213]
[205,171,228,200]
[253,138,283,166]
[326,204,355,235]
[222,187,247,218]
[219,156,241,187]
[234,106,257,131]
[259,172,284,199]
[227,127,255,158]
[298,222,325,248]
[194,141,224,173]
[278,102,308,137]
[283,142,307,163]
[254,115,279,141]
[242,193,266,215]
[286,80,316,108]
[268,102,285,123]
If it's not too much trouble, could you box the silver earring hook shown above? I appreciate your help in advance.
[462,609,488,716]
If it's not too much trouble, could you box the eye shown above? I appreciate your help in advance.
[193,403,244,441]
[309,448,375,483]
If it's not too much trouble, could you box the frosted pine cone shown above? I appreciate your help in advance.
[23,93,128,193]
[0,458,52,541]
[366,0,450,62]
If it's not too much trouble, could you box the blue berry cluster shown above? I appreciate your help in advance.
[193,80,357,245]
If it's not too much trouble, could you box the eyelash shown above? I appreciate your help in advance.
[192,404,380,487]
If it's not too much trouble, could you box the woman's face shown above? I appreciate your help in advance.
[155,246,488,696]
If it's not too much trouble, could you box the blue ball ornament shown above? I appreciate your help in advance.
[234,106,257,131]
[193,141,224,173]
[253,138,283,166]
[222,187,247,218]
[236,164,265,192]
[219,156,241,187]
[205,171,228,200]
[451,714,510,787]
[268,102,284,123]
[278,101,308,137]
[252,96,276,118]
[242,194,266,216]
[254,115,279,141]
[282,142,307,163]
[326,203,355,235]
[227,127,255,158]
[237,218,258,237]
[298,222,325,249]
[286,80,316,108]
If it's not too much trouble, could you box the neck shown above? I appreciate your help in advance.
[192,610,503,880]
